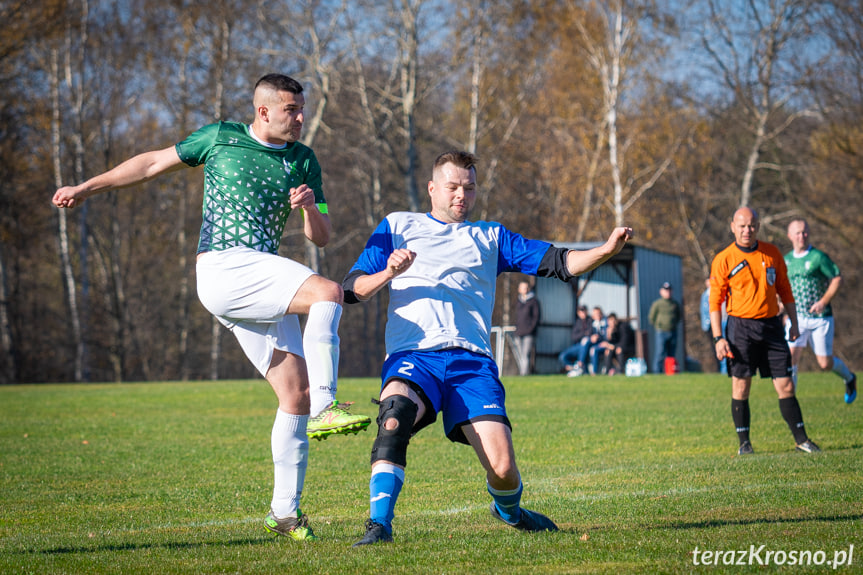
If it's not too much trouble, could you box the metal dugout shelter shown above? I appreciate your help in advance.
[529,243,684,375]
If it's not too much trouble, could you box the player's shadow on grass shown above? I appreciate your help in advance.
[30,536,279,556]
[664,512,863,531]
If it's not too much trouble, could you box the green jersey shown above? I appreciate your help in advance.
[176,121,326,255]
[784,246,840,318]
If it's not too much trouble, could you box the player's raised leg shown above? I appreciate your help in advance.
[289,274,371,439]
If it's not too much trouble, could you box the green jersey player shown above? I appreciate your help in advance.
[53,74,370,541]
[785,218,856,403]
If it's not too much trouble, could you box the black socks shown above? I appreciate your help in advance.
[731,398,750,444]
[779,396,808,444]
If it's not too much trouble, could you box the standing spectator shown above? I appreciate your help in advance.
[785,218,856,403]
[52,73,372,541]
[701,278,728,374]
[596,313,636,375]
[558,306,592,376]
[648,282,681,374]
[512,280,541,376]
[342,150,633,545]
[710,207,820,455]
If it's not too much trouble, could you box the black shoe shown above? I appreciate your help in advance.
[490,503,559,532]
[795,439,821,453]
[845,374,857,404]
[352,519,393,547]
[737,441,754,455]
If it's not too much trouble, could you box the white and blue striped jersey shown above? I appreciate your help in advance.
[347,212,554,358]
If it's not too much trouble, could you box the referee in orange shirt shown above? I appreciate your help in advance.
[709,207,820,455]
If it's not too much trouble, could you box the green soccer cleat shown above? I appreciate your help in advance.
[264,509,319,541]
[307,401,372,440]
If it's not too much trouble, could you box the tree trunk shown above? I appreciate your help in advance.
[399,0,422,212]
[0,252,15,383]
[51,47,84,382]
[207,15,231,381]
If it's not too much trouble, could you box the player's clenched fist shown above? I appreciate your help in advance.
[53,186,87,209]
[387,248,416,278]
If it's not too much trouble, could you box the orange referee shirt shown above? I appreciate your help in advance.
[709,241,794,319]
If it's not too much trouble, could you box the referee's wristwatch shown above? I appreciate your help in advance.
[713,336,724,345]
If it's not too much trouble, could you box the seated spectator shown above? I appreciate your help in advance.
[598,313,636,375]
[587,306,608,375]
[585,306,608,375]
[558,306,591,376]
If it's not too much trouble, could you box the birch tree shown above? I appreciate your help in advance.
[50,47,85,382]
[700,0,822,208]
[261,0,351,274]
[566,0,681,232]
[453,0,540,222]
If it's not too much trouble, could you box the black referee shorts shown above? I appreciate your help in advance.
[725,315,793,379]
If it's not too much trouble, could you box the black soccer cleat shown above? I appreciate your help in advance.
[490,503,559,532]
[352,519,393,547]
[845,374,857,404]
[737,440,754,455]
[795,439,821,454]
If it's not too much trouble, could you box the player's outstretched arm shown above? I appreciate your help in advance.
[565,226,634,277]
[52,146,185,209]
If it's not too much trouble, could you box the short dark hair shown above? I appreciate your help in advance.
[255,74,304,95]
[433,150,477,178]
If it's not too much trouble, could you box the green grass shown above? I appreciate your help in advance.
[1,373,860,574]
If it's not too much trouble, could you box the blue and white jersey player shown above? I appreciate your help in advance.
[342,150,634,546]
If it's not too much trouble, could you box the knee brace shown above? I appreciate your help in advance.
[370,395,418,467]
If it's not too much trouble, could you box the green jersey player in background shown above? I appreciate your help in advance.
[53,74,371,541]
[785,218,856,404]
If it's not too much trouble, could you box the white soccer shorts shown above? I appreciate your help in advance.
[787,315,834,357]
[196,246,314,376]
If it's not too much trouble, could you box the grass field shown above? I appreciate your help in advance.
[1,373,860,574]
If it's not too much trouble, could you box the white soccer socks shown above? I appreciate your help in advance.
[304,301,342,417]
[270,409,309,518]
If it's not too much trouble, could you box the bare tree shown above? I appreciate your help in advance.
[569,0,681,230]
[257,0,352,274]
[700,0,822,207]
[344,0,431,212]
[208,10,233,381]
[396,0,423,211]
[50,46,85,383]
[0,252,14,383]
[457,0,538,222]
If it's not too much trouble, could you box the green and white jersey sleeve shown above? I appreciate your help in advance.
[176,121,326,255]
[784,247,841,318]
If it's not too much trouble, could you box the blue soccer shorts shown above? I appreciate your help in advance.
[381,347,511,445]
